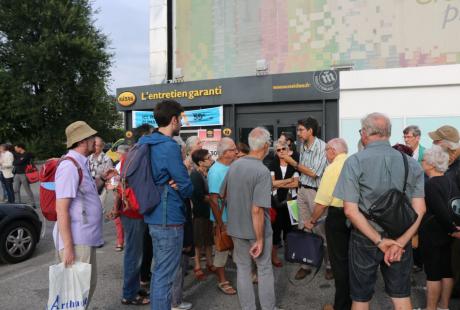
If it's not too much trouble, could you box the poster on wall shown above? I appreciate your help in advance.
[132,106,223,128]
[199,129,222,160]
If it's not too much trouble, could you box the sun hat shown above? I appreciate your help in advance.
[428,125,459,143]
[65,121,98,148]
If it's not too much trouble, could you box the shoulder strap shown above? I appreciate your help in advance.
[401,151,409,193]
[60,156,83,186]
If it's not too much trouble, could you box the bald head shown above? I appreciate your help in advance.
[361,112,391,138]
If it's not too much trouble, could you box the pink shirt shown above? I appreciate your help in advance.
[53,150,103,250]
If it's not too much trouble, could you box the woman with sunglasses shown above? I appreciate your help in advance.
[269,140,299,267]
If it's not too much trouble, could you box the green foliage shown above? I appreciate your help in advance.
[0,0,122,158]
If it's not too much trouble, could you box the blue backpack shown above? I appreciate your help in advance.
[121,143,163,215]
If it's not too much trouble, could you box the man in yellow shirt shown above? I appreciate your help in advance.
[305,138,350,310]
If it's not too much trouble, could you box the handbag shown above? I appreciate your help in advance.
[47,262,92,310]
[285,229,324,284]
[214,224,233,251]
[25,163,39,183]
[364,152,417,239]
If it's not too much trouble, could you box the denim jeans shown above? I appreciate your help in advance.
[149,224,184,310]
[0,171,7,200]
[172,254,189,307]
[121,216,146,300]
[2,176,14,203]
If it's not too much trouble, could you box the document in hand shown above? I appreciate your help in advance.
[287,200,299,226]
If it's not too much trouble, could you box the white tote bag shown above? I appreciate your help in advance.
[47,262,92,310]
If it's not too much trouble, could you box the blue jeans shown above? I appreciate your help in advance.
[0,172,7,200]
[121,216,146,300]
[149,224,184,310]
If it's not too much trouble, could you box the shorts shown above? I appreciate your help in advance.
[193,217,213,247]
[213,224,230,268]
[421,239,453,281]
[349,230,412,302]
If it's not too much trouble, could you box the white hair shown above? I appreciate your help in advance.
[185,136,200,155]
[248,127,271,151]
[217,137,235,157]
[424,145,449,173]
[327,138,348,154]
[274,140,288,150]
[361,112,392,137]
[172,136,186,150]
[437,139,460,151]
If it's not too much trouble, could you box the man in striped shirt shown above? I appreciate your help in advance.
[281,117,331,280]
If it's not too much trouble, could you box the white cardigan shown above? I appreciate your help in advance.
[0,151,14,178]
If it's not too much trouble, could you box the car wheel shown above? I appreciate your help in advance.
[0,220,38,264]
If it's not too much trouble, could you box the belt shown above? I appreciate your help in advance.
[300,184,317,190]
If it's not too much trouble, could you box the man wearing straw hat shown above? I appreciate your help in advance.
[53,121,115,306]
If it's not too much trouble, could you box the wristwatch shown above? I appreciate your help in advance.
[375,236,383,246]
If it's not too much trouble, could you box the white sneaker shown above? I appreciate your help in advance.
[172,302,193,310]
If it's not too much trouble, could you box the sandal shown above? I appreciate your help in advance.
[115,245,124,252]
[194,268,207,280]
[206,264,217,273]
[121,295,150,305]
[217,281,237,295]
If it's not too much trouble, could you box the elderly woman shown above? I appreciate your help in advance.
[269,140,299,266]
[184,136,203,172]
[420,145,460,310]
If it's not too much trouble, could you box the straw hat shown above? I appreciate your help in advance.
[65,121,98,148]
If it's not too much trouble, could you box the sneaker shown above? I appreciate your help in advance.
[294,267,311,280]
[325,268,334,280]
[172,302,193,310]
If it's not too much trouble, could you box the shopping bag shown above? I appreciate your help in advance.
[47,262,92,310]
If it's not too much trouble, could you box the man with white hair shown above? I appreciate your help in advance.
[224,127,277,310]
[304,138,350,310]
[207,137,238,295]
[334,113,426,310]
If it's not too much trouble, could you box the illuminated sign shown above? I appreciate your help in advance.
[141,86,223,101]
[117,91,136,107]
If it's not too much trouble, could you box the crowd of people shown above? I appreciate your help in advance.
[0,143,36,206]
[45,99,460,310]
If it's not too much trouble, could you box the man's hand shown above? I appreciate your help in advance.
[451,229,460,239]
[280,154,295,166]
[250,240,264,258]
[63,247,75,267]
[377,238,403,254]
[169,179,178,190]
[102,168,118,181]
[304,218,315,230]
[383,244,405,266]
[106,209,120,220]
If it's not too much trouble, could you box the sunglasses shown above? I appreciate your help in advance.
[276,147,287,152]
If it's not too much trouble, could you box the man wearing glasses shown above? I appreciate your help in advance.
[281,117,331,280]
[403,125,425,163]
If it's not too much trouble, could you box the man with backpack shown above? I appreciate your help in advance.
[138,100,193,310]
[53,121,115,307]
[334,113,426,310]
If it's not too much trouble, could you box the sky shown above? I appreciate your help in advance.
[91,0,150,94]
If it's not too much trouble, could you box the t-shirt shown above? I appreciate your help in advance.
[207,161,229,223]
[224,156,272,240]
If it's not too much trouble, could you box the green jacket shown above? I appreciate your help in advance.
[417,144,426,163]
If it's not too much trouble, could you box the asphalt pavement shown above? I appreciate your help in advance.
[1,182,459,309]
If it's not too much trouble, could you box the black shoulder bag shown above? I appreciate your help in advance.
[365,152,417,239]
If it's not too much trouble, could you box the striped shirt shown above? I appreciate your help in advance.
[299,137,327,188]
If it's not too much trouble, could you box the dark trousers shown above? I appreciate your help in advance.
[272,205,292,246]
[326,207,352,310]
[2,176,15,203]
[140,224,153,283]
[452,239,460,297]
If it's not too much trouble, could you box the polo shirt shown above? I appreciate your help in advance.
[314,153,347,208]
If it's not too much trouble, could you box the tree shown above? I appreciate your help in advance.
[0,0,122,158]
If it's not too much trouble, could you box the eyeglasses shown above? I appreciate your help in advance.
[276,147,287,152]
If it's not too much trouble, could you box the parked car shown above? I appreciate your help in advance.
[0,203,42,264]
[106,138,126,164]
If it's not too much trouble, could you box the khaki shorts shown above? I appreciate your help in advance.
[213,224,230,268]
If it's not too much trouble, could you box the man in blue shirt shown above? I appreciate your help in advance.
[139,100,193,310]
[208,137,238,295]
